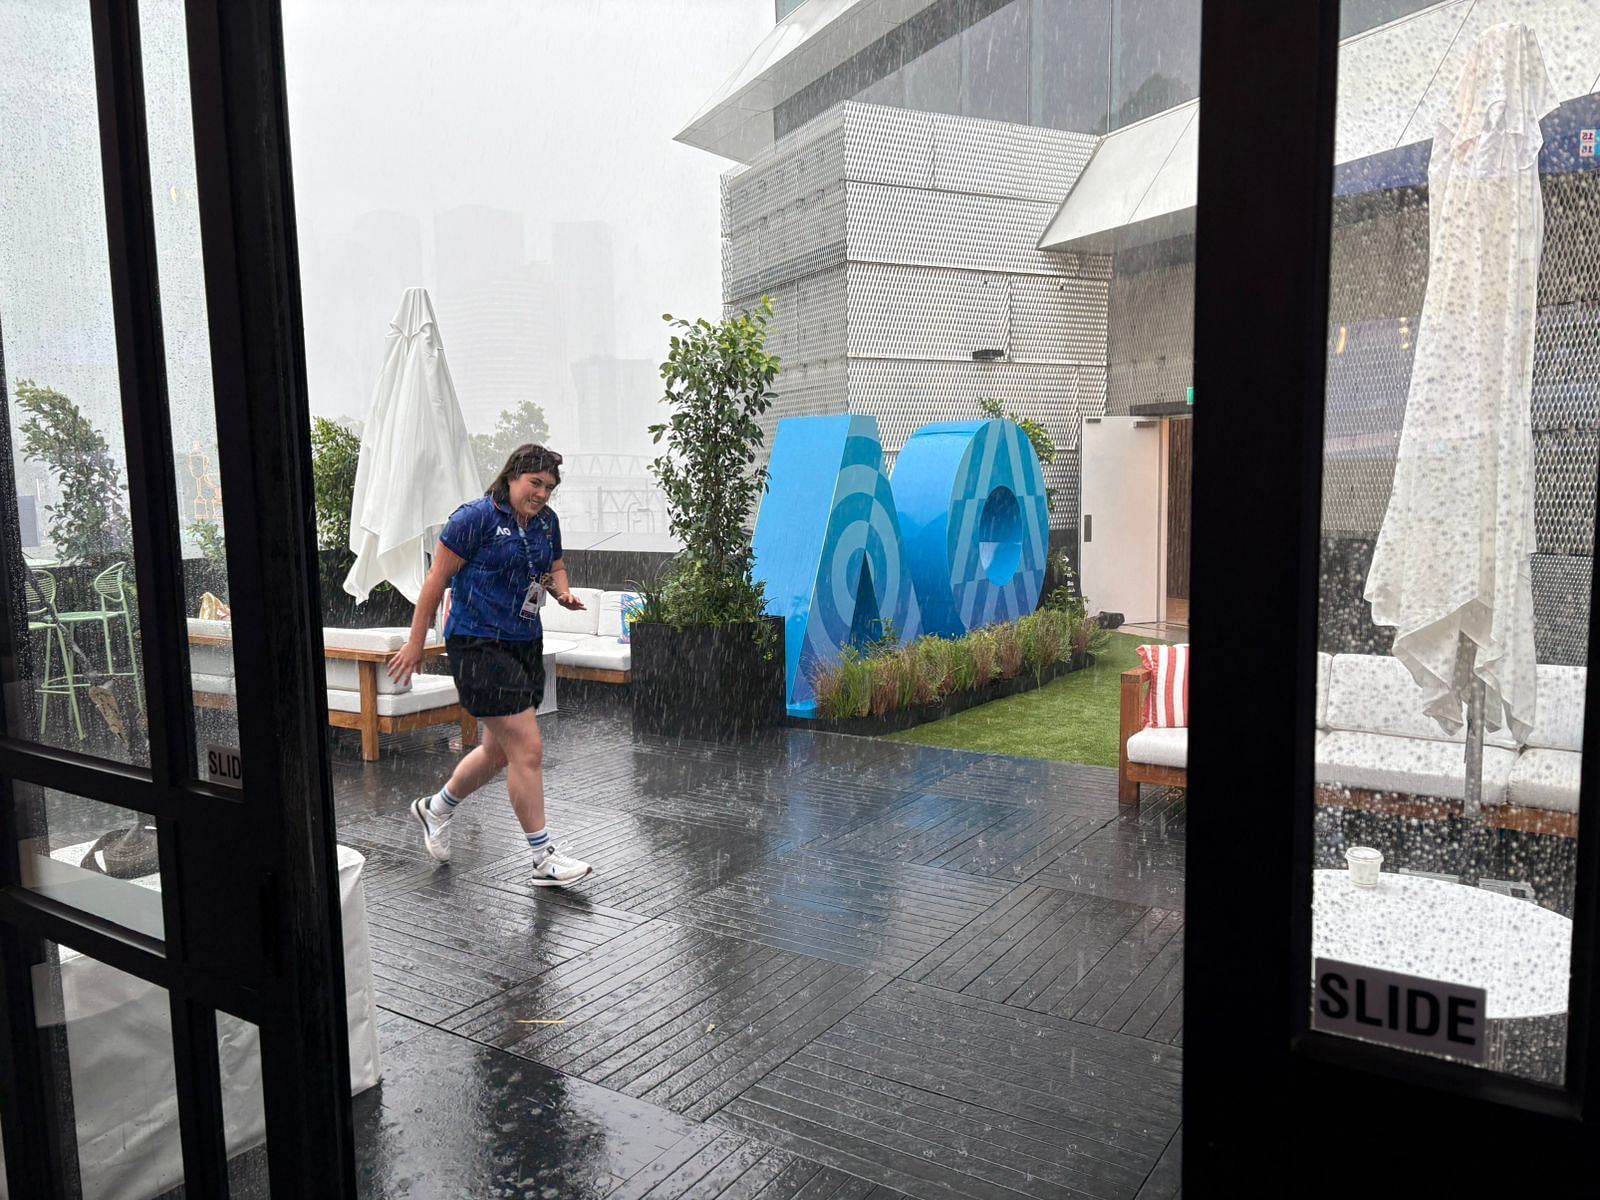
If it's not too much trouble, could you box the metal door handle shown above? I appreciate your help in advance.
[1083,514,1092,543]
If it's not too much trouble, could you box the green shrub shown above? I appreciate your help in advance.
[807,606,1091,721]
[994,623,1024,679]
[969,629,998,686]
[950,637,978,692]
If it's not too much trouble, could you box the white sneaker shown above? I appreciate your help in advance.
[409,796,451,863]
[530,845,591,888]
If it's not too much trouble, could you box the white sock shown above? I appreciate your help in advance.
[428,786,460,819]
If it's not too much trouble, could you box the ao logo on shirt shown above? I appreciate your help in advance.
[752,415,1050,718]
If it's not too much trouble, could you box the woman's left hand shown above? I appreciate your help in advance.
[556,591,586,611]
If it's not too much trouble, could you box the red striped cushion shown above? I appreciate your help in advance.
[1137,643,1189,728]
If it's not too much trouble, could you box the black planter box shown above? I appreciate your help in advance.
[630,616,786,741]
[793,654,1090,738]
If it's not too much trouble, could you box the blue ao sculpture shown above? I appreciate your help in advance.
[752,414,1049,717]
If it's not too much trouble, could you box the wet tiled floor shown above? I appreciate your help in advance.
[327,685,1187,1200]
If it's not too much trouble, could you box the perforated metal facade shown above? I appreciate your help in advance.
[724,102,1104,533]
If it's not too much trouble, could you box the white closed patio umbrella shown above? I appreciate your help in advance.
[1364,23,1555,838]
[344,287,483,604]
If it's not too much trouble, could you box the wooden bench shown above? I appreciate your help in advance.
[190,632,477,762]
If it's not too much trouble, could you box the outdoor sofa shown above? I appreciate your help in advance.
[188,620,478,762]
[538,586,634,683]
[1120,652,1584,837]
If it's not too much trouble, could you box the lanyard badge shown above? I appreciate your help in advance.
[517,518,548,619]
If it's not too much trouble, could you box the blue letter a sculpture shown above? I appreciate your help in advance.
[752,415,922,716]
[892,419,1051,637]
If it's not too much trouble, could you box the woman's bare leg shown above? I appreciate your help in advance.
[444,721,509,800]
[480,709,545,835]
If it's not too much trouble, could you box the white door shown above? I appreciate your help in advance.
[1080,416,1163,626]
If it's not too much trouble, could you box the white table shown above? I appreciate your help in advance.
[1313,868,1572,1021]
[540,636,578,715]
[4,844,380,1200]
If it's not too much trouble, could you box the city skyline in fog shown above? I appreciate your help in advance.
[283,0,771,459]
[0,1,769,544]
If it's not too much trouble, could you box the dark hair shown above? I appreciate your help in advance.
[488,443,563,504]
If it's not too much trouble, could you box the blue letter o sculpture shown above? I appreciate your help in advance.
[890,419,1050,636]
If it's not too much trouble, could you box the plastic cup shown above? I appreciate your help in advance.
[1345,846,1382,888]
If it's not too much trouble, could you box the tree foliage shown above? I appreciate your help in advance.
[471,398,550,486]
[309,416,362,552]
[644,299,781,627]
[14,379,133,561]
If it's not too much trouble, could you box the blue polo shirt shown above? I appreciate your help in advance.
[440,496,562,641]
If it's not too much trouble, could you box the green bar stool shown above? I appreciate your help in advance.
[26,571,86,740]
[55,561,145,716]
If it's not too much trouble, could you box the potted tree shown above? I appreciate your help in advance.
[631,299,785,740]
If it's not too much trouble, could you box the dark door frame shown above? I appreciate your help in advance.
[1187,2,1600,1191]
[0,1,355,1195]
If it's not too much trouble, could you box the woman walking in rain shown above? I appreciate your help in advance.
[388,443,592,887]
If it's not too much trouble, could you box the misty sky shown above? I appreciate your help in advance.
[282,0,771,422]
[0,0,771,548]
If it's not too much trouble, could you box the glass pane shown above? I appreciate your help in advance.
[1312,5,1589,1084]
[217,1014,271,1198]
[903,32,963,118]
[30,940,184,1199]
[14,786,164,940]
[285,1,1195,1195]
[0,0,149,766]
[964,0,1032,125]
[136,0,243,776]
[1033,0,1113,134]
[1110,0,1200,130]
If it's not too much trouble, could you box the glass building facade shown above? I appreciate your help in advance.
[777,0,1447,140]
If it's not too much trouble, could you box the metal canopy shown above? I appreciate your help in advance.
[1039,0,1600,253]
[676,0,942,163]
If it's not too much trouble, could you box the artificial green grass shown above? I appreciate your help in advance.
[886,632,1161,766]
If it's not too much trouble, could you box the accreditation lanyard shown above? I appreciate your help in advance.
[517,516,547,619]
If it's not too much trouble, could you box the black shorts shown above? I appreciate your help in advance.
[445,636,545,718]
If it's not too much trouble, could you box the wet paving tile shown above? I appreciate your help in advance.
[352,1019,699,1199]
[823,793,1106,882]
[327,697,1188,1200]
[661,849,1015,973]
[367,875,644,1023]
[714,980,1182,1200]
[444,921,889,1122]
[1133,1129,1181,1200]
[927,756,1123,811]
[906,888,1184,1042]
[608,1124,914,1200]
[466,811,782,919]
[1025,826,1187,913]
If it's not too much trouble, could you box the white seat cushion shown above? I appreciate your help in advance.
[540,587,603,636]
[1316,652,1332,728]
[1315,730,1515,805]
[1526,664,1587,752]
[192,673,234,697]
[326,673,460,717]
[1126,726,1186,769]
[553,635,632,673]
[1507,748,1582,814]
[324,659,410,695]
[190,644,235,678]
[321,626,440,654]
[1325,654,1517,749]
